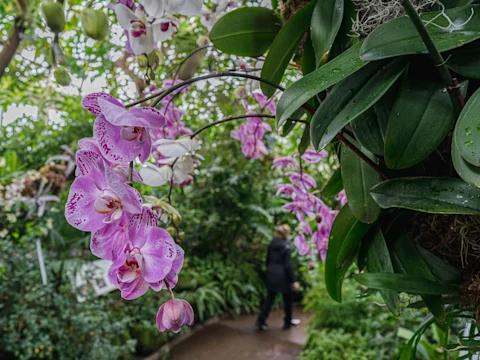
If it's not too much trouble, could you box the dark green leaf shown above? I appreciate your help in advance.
[281,108,305,137]
[311,57,408,150]
[351,108,385,156]
[261,1,315,97]
[417,246,462,285]
[454,87,480,166]
[439,0,474,9]
[326,205,371,302]
[365,227,400,316]
[361,5,480,61]
[371,177,480,215]
[209,8,281,57]
[276,42,369,127]
[310,0,344,66]
[322,167,343,197]
[384,73,456,169]
[302,34,316,76]
[399,314,435,360]
[329,0,357,59]
[341,143,381,223]
[393,234,445,322]
[353,273,459,295]
[447,40,480,79]
[298,123,311,155]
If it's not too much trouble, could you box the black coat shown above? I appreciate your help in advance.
[265,238,295,293]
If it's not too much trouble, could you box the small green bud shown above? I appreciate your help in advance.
[196,35,210,47]
[137,54,148,68]
[147,50,164,70]
[167,227,177,237]
[172,214,182,226]
[233,86,247,99]
[81,9,109,41]
[40,1,65,33]
[178,231,185,240]
[54,67,71,86]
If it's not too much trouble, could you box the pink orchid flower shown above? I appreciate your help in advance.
[90,218,129,261]
[301,149,328,164]
[109,207,177,300]
[336,189,348,206]
[151,244,184,290]
[272,156,299,170]
[156,298,194,333]
[252,91,276,114]
[82,93,165,163]
[76,137,142,182]
[65,158,142,232]
[294,234,310,256]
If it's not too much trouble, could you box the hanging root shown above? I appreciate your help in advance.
[351,0,437,37]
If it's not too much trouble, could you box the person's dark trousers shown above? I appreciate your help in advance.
[257,290,293,325]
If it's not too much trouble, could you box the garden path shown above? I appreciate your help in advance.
[167,305,311,360]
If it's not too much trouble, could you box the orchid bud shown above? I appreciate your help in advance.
[315,213,323,223]
[81,9,109,41]
[167,226,177,237]
[147,50,163,70]
[172,214,182,226]
[40,1,65,33]
[137,54,148,69]
[178,231,185,240]
[233,86,247,99]
[54,67,71,86]
[156,298,194,333]
[196,35,210,47]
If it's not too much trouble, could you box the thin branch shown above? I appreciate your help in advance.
[400,0,465,111]
[126,72,388,179]
[190,114,307,138]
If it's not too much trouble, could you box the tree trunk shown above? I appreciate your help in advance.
[0,0,29,80]
[0,26,22,79]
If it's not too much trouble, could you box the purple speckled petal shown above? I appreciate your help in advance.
[94,115,140,163]
[91,220,129,260]
[82,93,124,116]
[75,149,104,177]
[128,207,158,248]
[141,227,176,283]
[129,107,166,128]
[164,244,184,288]
[138,130,152,163]
[121,275,150,300]
[104,164,142,214]
[65,176,106,231]
[98,97,150,127]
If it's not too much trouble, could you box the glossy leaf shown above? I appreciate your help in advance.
[325,205,371,302]
[302,34,316,76]
[298,123,311,155]
[454,87,480,166]
[393,235,445,322]
[322,167,343,197]
[209,7,281,57]
[399,314,435,360]
[311,57,408,150]
[452,137,480,188]
[417,246,462,285]
[361,5,480,61]
[384,74,456,169]
[447,40,480,79]
[350,108,385,156]
[310,0,344,66]
[260,1,315,97]
[353,273,459,295]
[371,177,480,215]
[364,227,400,316]
[341,143,381,223]
[276,42,368,127]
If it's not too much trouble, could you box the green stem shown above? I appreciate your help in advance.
[400,0,465,112]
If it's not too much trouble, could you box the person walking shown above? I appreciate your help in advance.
[256,224,300,330]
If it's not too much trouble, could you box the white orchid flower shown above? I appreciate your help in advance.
[153,137,199,158]
[139,163,173,187]
[115,4,154,55]
[139,0,165,18]
[165,0,203,16]
[172,155,195,184]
